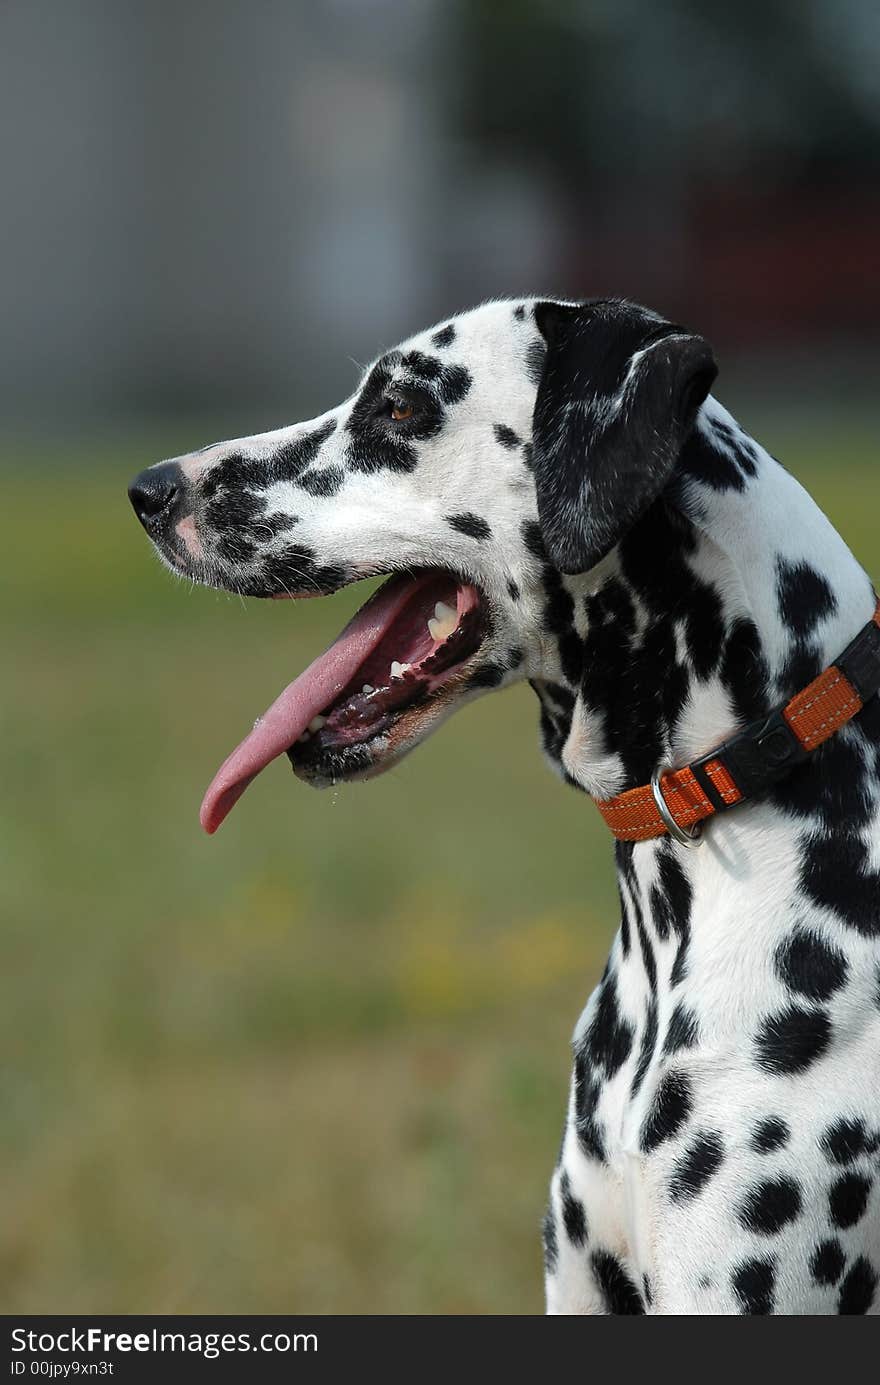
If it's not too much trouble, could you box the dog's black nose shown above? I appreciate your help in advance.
[128,462,183,530]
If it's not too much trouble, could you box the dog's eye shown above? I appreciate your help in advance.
[377,389,420,424]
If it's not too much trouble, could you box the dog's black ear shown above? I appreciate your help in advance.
[531,299,717,573]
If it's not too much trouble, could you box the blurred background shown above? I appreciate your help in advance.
[1,0,878,1313]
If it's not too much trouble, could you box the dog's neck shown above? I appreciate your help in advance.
[532,397,876,808]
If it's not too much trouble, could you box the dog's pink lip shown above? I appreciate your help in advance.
[199,570,480,834]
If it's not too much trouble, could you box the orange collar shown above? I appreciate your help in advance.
[596,599,880,844]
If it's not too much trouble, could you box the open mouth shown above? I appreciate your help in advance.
[200,569,487,833]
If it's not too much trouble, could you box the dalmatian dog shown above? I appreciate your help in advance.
[129,297,880,1315]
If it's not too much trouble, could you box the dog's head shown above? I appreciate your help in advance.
[129,298,715,830]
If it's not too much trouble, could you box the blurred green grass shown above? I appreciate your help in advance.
[1,420,876,1313]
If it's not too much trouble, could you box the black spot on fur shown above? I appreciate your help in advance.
[591,1250,644,1315]
[751,1118,790,1154]
[440,364,472,404]
[680,430,747,493]
[543,572,576,637]
[524,337,545,385]
[584,509,707,785]
[559,1171,588,1247]
[228,542,349,598]
[776,558,837,639]
[538,704,567,769]
[539,564,583,687]
[431,323,456,348]
[838,1257,878,1314]
[800,833,880,937]
[618,894,632,958]
[774,927,848,1001]
[468,661,505,690]
[401,349,443,381]
[614,848,634,961]
[619,501,696,609]
[507,578,520,601]
[670,1132,724,1202]
[447,512,492,541]
[580,580,637,744]
[777,643,824,696]
[642,1274,653,1308]
[269,418,337,481]
[494,423,521,449]
[650,845,692,942]
[641,1071,692,1152]
[721,617,771,723]
[581,972,635,1079]
[663,1004,699,1055]
[630,1000,658,1098]
[258,511,300,536]
[618,843,651,987]
[738,1176,802,1235]
[822,1118,879,1165]
[811,1238,846,1286]
[616,838,636,886]
[710,417,760,476]
[573,1054,606,1163]
[637,918,658,993]
[542,1205,559,1274]
[732,1257,776,1314]
[521,518,547,563]
[755,1005,831,1074]
[296,465,345,498]
[215,533,257,564]
[651,843,692,985]
[543,681,576,715]
[201,425,332,537]
[203,484,265,538]
[683,581,726,681]
[513,304,526,321]
[828,1171,871,1229]
[670,934,690,989]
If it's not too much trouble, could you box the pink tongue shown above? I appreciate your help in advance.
[200,573,434,834]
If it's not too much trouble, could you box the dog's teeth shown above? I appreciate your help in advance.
[428,603,458,643]
[362,684,374,695]
[298,730,310,742]
[390,660,411,680]
[308,715,326,733]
